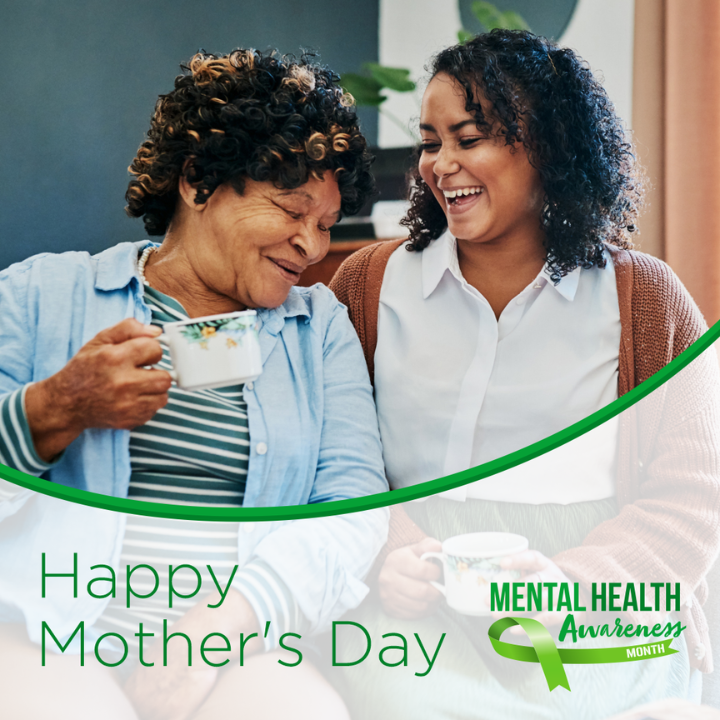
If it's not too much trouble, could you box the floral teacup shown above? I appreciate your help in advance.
[421,532,528,616]
[161,310,262,391]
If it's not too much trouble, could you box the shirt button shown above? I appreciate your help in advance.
[243,522,255,534]
[256,442,268,455]
[246,381,254,391]
[694,644,706,660]
[515,297,524,305]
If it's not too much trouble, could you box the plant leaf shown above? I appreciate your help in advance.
[457,29,474,44]
[364,63,416,93]
[340,73,386,107]
[501,11,530,30]
[471,0,506,30]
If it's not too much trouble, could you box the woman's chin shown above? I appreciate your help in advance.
[447,217,488,243]
[253,284,294,310]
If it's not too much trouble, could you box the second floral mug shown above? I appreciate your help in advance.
[420,532,528,616]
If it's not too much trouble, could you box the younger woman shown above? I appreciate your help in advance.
[331,30,720,718]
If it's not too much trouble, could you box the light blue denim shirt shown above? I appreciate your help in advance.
[0,241,388,644]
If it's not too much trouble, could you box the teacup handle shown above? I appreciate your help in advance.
[152,334,178,382]
[419,551,446,596]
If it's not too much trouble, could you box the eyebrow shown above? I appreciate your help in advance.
[277,189,314,202]
[419,119,478,134]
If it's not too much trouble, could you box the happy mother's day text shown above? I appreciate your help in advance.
[39,554,446,675]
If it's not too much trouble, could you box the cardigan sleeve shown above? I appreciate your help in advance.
[362,505,430,588]
[328,243,374,372]
[329,239,404,383]
[553,255,720,672]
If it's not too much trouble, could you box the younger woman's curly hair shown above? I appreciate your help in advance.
[403,30,644,281]
[126,49,374,235]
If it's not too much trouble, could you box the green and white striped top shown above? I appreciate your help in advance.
[127,285,251,506]
[0,384,53,479]
[0,283,306,650]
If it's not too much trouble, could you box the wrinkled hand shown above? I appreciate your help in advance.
[491,549,579,632]
[124,589,261,720]
[379,537,444,620]
[123,603,220,720]
[26,318,172,461]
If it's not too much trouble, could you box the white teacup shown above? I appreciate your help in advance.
[420,532,528,616]
[160,310,262,391]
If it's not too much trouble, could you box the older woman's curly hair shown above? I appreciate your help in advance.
[126,49,374,235]
[403,30,644,281]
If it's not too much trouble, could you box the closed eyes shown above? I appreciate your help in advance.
[276,203,332,233]
[420,137,485,153]
[280,206,303,220]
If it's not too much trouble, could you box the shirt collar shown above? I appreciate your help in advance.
[421,231,582,302]
[94,240,157,292]
[257,290,312,336]
[421,231,457,299]
[538,263,581,302]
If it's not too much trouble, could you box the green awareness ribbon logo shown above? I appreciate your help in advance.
[488,617,678,692]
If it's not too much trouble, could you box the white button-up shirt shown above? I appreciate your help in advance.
[375,232,621,504]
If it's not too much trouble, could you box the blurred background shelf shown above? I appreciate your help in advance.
[329,146,414,240]
[298,238,397,287]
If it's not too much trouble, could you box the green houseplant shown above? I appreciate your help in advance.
[341,1,530,142]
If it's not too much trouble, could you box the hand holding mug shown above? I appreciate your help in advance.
[25,318,172,461]
[378,537,444,620]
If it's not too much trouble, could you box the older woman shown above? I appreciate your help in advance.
[330,31,720,719]
[0,49,387,720]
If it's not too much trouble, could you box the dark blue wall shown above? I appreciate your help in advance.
[0,0,378,270]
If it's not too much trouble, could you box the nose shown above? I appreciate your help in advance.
[291,219,327,265]
[432,144,460,179]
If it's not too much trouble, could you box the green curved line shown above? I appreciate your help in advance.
[1,319,718,522]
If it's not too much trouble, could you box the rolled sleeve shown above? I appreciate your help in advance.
[252,511,388,633]
[233,558,310,650]
[0,385,59,476]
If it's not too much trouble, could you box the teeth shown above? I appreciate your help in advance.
[443,187,483,199]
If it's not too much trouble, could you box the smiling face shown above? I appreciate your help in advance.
[418,73,546,251]
[185,171,341,309]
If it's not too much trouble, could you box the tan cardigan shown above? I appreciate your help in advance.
[330,239,720,672]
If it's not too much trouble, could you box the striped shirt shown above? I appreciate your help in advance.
[93,517,302,651]
[127,285,251,507]
[0,283,306,649]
